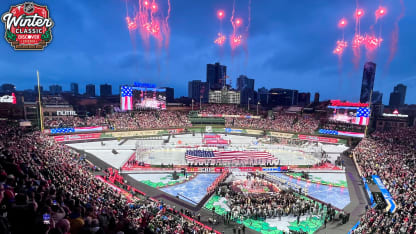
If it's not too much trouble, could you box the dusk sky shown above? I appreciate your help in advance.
[1,0,415,104]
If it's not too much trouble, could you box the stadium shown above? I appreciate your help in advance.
[1,98,414,234]
[1,1,415,234]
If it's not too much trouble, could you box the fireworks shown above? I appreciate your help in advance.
[364,35,383,51]
[338,18,347,28]
[230,34,242,49]
[125,0,170,50]
[355,9,364,19]
[217,10,225,20]
[375,6,387,19]
[352,34,365,48]
[126,16,137,31]
[214,33,226,46]
[235,18,242,27]
[333,40,348,55]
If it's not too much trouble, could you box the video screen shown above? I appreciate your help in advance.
[328,107,370,126]
[132,87,166,110]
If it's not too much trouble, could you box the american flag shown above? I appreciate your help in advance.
[356,107,370,125]
[121,86,133,111]
[185,150,276,162]
[51,128,75,134]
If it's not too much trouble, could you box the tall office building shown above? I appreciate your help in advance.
[100,84,112,97]
[86,84,96,97]
[188,80,208,103]
[360,62,376,103]
[371,91,383,104]
[268,88,298,106]
[313,92,320,104]
[389,84,407,107]
[298,92,311,106]
[258,87,269,106]
[209,87,240,104]
[162,87,174,103]
[34,85,43,93]
[237,75,255,104]
[70,83,79,95]
[1,83,16,93]
[49,85,63,95]
[206,62,227,90]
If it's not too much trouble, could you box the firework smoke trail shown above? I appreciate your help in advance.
[163,0,171,50]
[388,0,405,65]
[244,0,251,63]
[352,7,364,69]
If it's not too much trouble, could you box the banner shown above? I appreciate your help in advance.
[101,130,162,138]
[262,167,287,172]
[298,135,339,143]
[372,175,396,213]
[198,114,261,119]
[225,128,244,133]
[244,129,264,135]
[268,131,294,139]
[54,133,101,142]
[363,177,374,205]
[47,126,107,134]
[319,129,364,138]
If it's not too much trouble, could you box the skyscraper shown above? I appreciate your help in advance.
[162,87,174,103]
[100,84,112,97]
[237,75,255,104]
[86,84,96,97]
[258,87,269,106]
[206,62,227,90]
[188,80,208,103]
[268,88,298,106]
[389,84,407,107]
[371,91,383,104]
[49,85,63,95]
[313,92,320,104]
[70,83,79,95]
[298,92,311,106]
[360,62,376,103]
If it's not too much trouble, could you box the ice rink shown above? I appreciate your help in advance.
[66,134,349,167]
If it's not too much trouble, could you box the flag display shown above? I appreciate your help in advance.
[121,86,133,110]
[355,107,370,125]
[185,150,275,162]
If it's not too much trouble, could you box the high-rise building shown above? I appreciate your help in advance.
[188,80,208,103]
[206,62,227,90]
[268,88,298,107]
[34,85,43,93]
[360,62,376,103]
[258,87,269,106]
[298,92,311,106]
[70,83,79,95]
[371,91,383,104]
[237,75,255,104]
[86,84,96,97]
[162,87,174,103]
[49,85,63,95]
[100,84,112,97]
[314,92,320,104]
[1,83,16,93]
[389,84,407,107]
[209,87,240,104]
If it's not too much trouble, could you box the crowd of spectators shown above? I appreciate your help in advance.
[225,113,319,134]
[0,123,215,234]
[43,105,321,134]
[351,127,416,233]
[44,111,192,130]
[44,116,107,128]
[216,174,328,223]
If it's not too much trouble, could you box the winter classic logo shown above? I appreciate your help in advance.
[1,2,54,50]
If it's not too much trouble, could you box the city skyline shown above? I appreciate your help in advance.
[1,1,415,104]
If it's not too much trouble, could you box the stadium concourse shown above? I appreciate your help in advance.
[0,105,413,234]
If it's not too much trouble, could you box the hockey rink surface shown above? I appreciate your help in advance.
[67,134,349,167]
